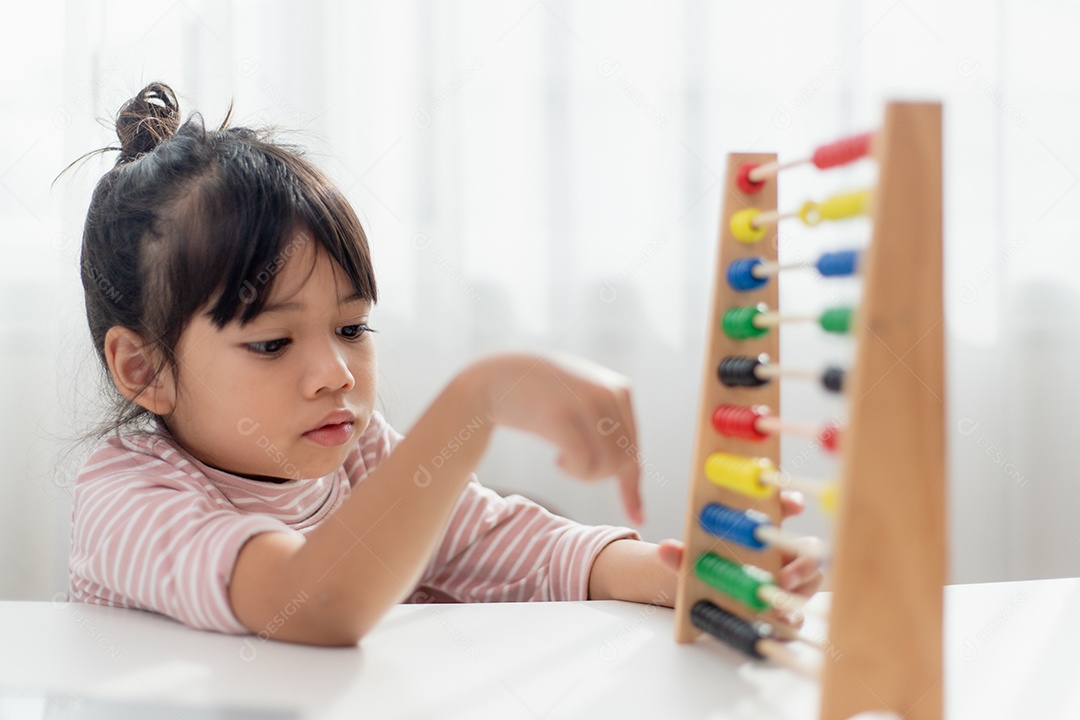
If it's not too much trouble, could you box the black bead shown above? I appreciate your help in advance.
[718,355,768,387]
[822,366,845,393]
[690,600,765,658]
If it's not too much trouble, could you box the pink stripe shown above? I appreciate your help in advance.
[486,512,548,600]
[133,493,201,602]
[440,486,485,567]
[501,515,554,598]
[451,503,536,595]
[70,411,641,635]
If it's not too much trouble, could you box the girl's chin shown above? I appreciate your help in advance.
[225,440,356,483]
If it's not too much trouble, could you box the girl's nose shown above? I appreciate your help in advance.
[303,339,355,396]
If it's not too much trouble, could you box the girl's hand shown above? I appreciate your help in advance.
[466,352,644,524]
[656,491,825,604]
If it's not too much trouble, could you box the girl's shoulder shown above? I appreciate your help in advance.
[75,420,204,489]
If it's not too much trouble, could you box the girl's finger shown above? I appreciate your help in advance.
[548,411,598,478]
[790,569,825,597]
[779,490,805,519]
[778,555,821,593]
[657,539,682,572]
[616,461,644,524]
[609,386,643,523]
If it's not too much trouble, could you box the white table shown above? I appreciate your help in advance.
[1,578,1077,719]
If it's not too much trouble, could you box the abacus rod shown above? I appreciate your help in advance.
[749,260,809,279]
[769,619,829,651]
[753,311,820,328]
[725,357,842,392]
[758,639,823,681]
[691,601,824,678]
[753,363,819,382]
[754,525,829,562]
[761,471,836,501]
[746,157,804,182]
[730,190,872,242]
[755,415,820,438]
[749,207,797,229]
[758,584,808,615]
[752,363,783,380]
[746,131,876,184]
[750,261,778,279]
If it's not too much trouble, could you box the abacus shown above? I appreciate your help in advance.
[674,102,946,720]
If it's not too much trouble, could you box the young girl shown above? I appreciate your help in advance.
[67,82,822,646]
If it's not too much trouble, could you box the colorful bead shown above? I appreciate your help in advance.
[822,366,845,393]
[699,502,768,550]
[695,553,772,611]
[711,405,769,441]
[690,600,766,658]
[718,355,769,388]
[819,483,840,514]
[704,452,775,498]
[811,132,873,169]
[727,257,768,291]
[798,190,871,226]
[722,305,768,339]
[819,424,841,452]
[730,209,767,243]
[820,307,853,334]
[816,250,859,277]
[736,163,766,195]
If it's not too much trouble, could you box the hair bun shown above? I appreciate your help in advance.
[115,82,180,164]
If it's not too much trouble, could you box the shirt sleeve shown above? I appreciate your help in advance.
[69,447,296,635]
[341,410,404,486]
[415,481,641,602]
[348,411,643,603]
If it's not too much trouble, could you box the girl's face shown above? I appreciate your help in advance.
[164,228,377,482]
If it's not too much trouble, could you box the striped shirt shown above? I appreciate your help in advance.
[68,411,640,634]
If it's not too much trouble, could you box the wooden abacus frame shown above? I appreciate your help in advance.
[674,102,946,720]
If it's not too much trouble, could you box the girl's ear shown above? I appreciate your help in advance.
[103,326,177,416]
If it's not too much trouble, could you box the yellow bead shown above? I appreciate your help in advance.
[799,189,871,226]
[704,452,776,499]
[730,209,767,243]
[819,482,840,514]
[797,200,822,225]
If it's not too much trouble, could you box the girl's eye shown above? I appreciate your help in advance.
[338,324,376,340]
[247,338,291,356]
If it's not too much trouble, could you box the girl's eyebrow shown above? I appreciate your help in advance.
[262,291,368,315]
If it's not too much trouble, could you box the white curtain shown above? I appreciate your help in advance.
[2,0,1077,600]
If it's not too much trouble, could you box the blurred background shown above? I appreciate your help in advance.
[1,0,1077,600]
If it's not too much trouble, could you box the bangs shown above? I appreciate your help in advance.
[153,128,377,331]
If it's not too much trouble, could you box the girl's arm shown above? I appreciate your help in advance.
[229,352,643,646]
[587,538,822,605]
[588,492,824,609]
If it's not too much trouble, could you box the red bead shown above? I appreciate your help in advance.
[811,132,872,169]
[819,424,841,452]
[711,404,768,441]
[736,163,766,195]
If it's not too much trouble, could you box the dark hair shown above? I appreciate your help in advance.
[67,81,377,440]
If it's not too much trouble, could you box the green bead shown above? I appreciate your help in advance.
[820,306,854,334]
[694,552,771,611]
[722,305,768,340]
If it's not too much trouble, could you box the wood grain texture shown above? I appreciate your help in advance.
[675,152,784,643]
[819,101,946,720]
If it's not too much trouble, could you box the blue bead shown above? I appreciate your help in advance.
[699,502,767,550]
[816,250,859,277]
[727,258,768,291]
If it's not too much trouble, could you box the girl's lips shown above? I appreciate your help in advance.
[302,422,354,447]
